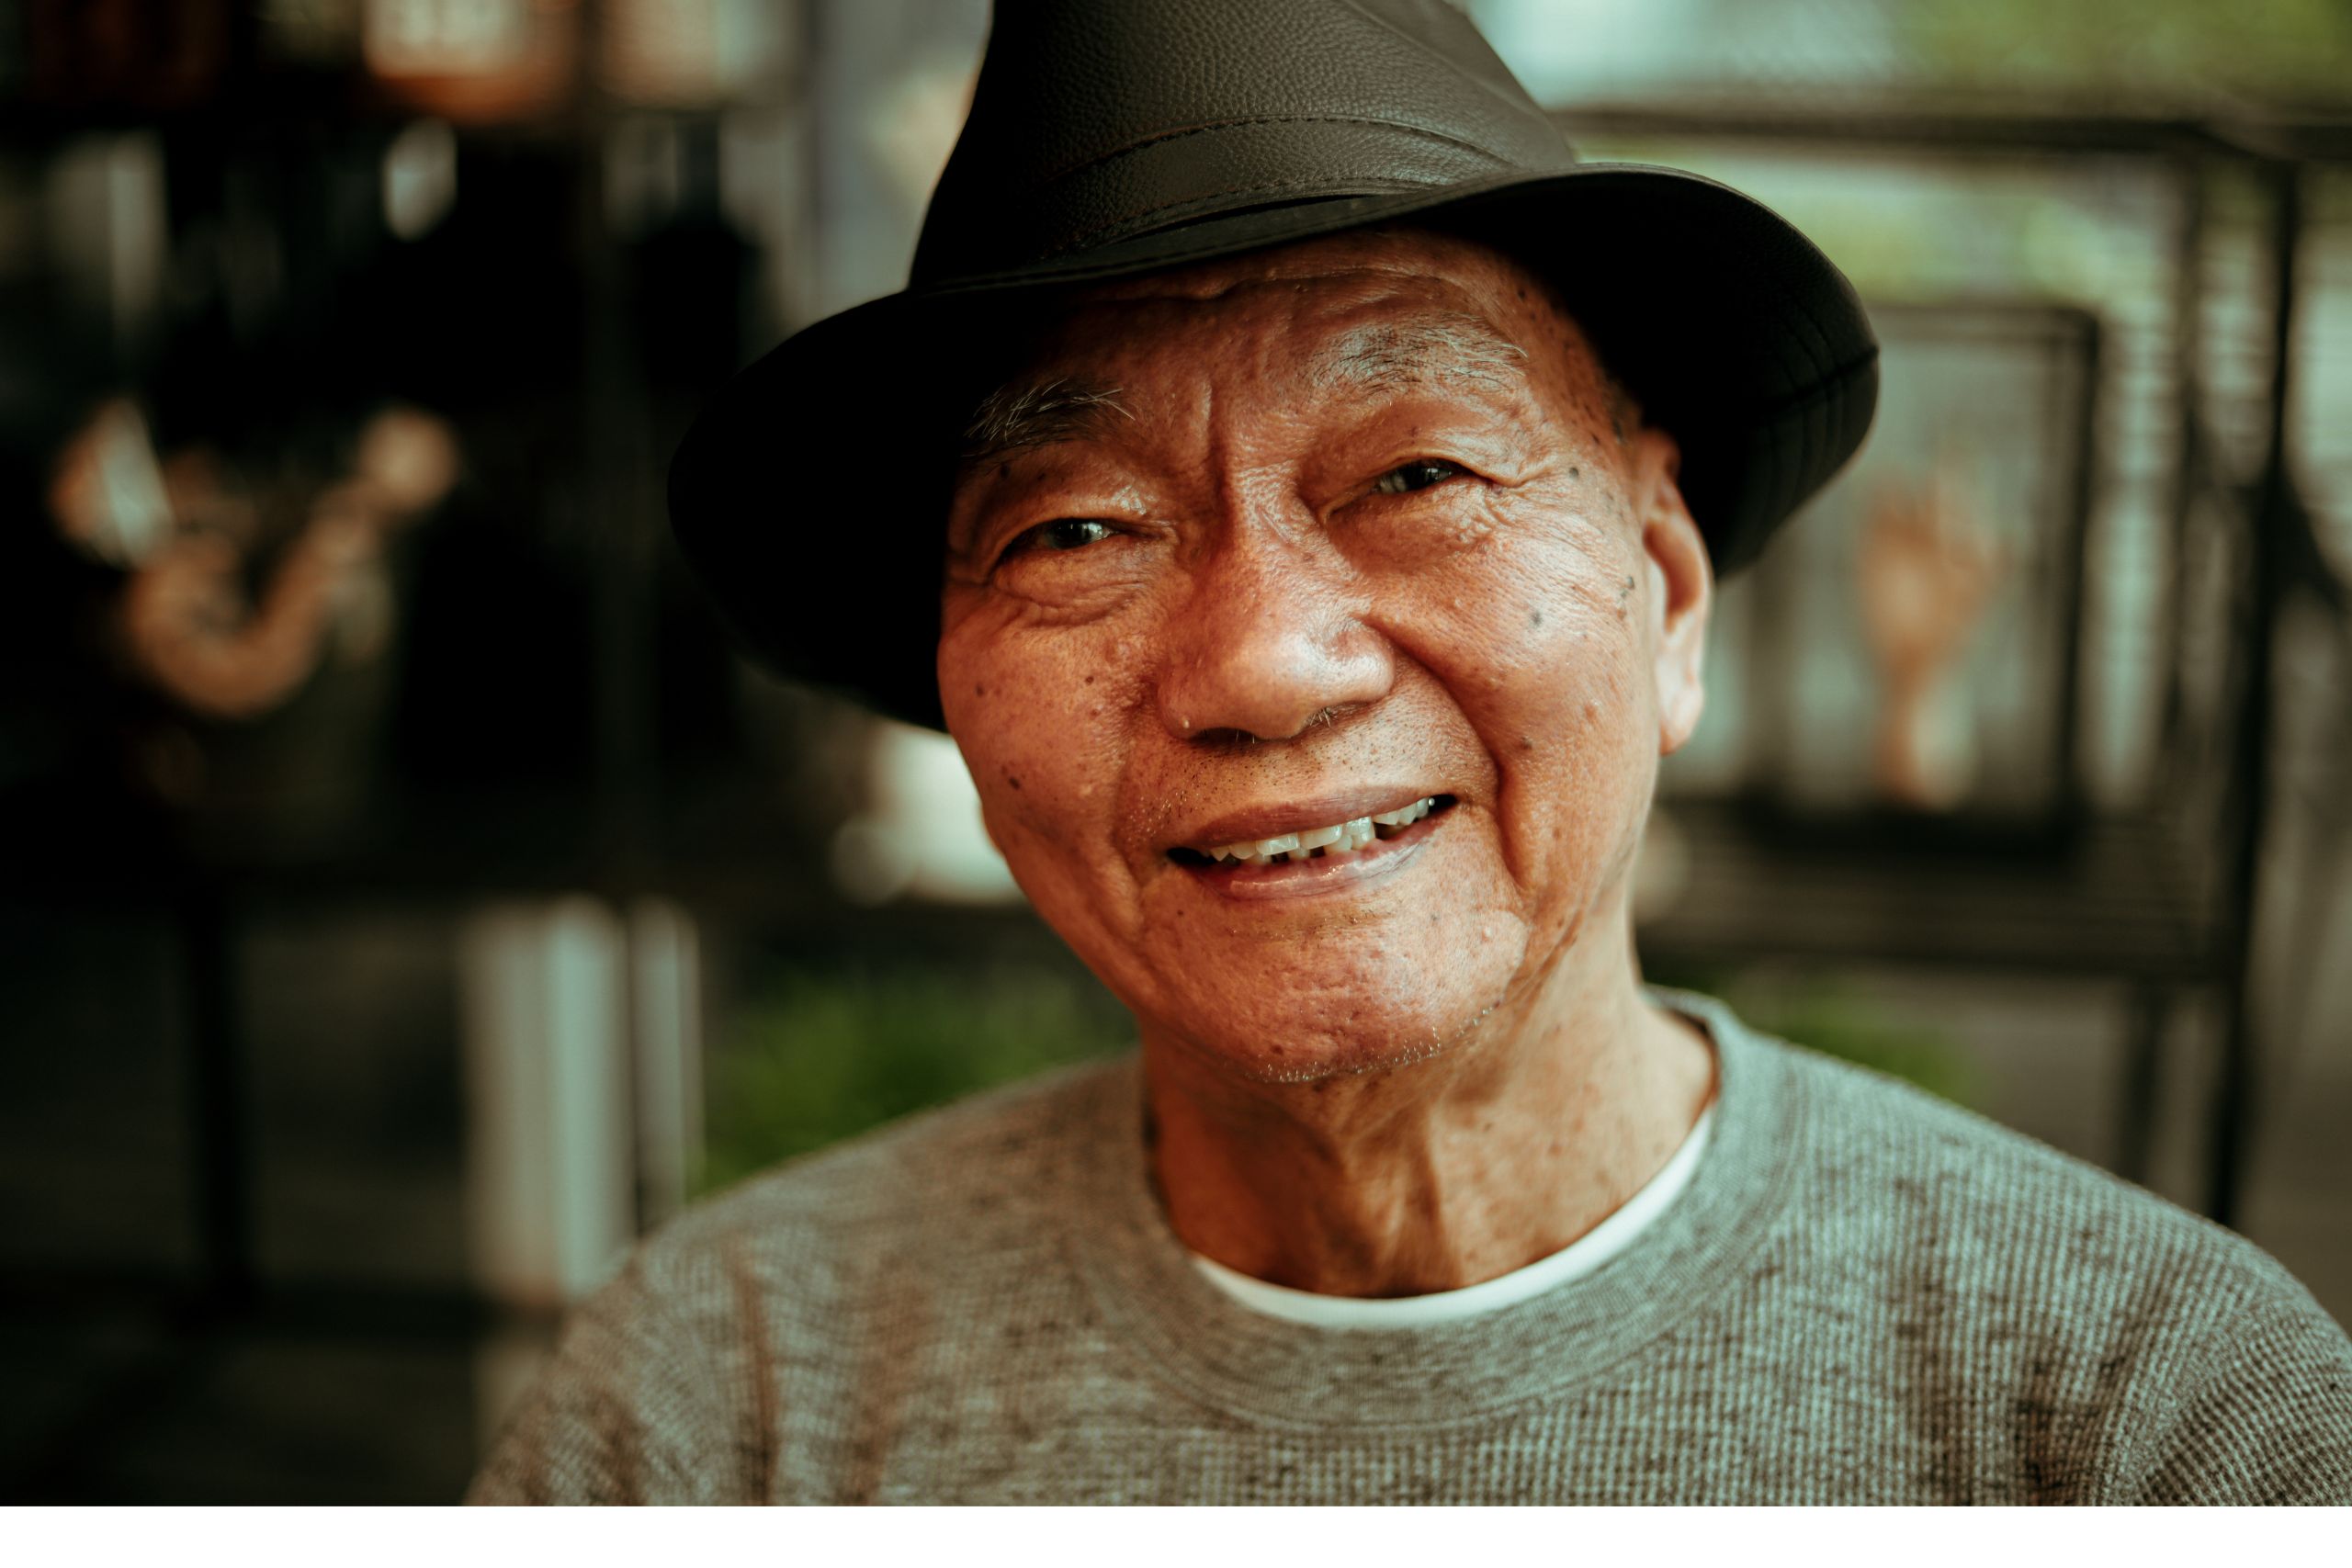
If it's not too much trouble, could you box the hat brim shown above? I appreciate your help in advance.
[669,163,1878,730]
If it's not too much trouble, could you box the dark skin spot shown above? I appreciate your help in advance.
[1566,466,1578,480]
[974,683,987,696]
[1007,775,1022,791]
[1529,608,1544,627]
[1520,735,1535,751]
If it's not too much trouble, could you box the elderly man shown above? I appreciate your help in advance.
[472,0,2352,1504]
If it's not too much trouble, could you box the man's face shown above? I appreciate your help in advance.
[939,229,1711,1082]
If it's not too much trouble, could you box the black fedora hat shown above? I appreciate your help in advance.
[669,0,1879,731]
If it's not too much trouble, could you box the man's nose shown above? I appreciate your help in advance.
[1153,523,1394,743]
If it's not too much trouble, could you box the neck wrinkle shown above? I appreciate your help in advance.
[1142,954,1713,1298]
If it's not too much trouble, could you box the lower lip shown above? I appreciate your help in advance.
[1177,809,1448,901]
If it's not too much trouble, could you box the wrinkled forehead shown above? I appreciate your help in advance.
[1065,228,1565,368]
[962,227,1608,462]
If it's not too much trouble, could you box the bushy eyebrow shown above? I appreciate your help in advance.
[1307,311,1530,395]
[961,375,1130,466]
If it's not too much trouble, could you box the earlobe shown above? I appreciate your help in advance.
[1636,432,1712,756]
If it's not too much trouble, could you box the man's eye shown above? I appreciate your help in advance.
[1007,517,1116,558]
[1372,459,1466,496]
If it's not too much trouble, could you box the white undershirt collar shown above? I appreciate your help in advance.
[1189,1097,1717,1330]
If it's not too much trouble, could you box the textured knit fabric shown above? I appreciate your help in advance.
[469,992,2352,1505]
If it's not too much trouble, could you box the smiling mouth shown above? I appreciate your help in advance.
[1167,795,1457,869]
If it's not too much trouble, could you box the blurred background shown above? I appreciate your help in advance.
[2,0,2348,1503]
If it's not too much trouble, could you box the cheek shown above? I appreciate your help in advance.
[939,615,1141,864]
[1373,493,1655,897]
[1386,489,1648,735]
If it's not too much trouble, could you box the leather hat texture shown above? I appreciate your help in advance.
[669,0,1880,730]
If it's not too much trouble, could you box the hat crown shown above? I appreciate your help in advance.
[911,0,1579,286]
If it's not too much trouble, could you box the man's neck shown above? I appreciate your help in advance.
[1139,953,1716,1298]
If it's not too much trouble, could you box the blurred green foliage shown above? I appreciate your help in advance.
[1894,0,2352,102]
[703,953,1975,1191]
[1708,976,1979,1109]
[696,958,1132,1194]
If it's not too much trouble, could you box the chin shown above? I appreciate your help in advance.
[1146,953,1518,1086]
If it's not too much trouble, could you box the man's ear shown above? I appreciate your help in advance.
[1632,427,1713,756]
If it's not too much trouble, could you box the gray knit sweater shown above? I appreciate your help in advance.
[469,993,2352,1504]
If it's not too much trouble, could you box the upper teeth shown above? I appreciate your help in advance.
[1204,796,1437,864]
